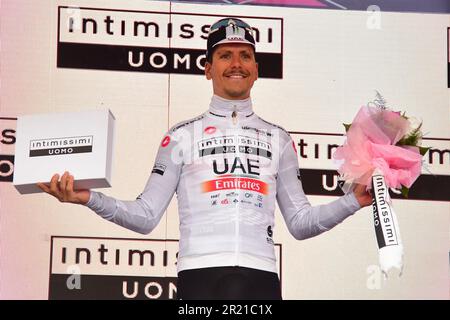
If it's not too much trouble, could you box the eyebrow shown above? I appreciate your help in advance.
[216,49,252,55]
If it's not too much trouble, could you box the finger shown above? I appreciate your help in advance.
[49,174,60,194]
[37,182,50,193]
[59,171,69,193]
[357,184,368,194]
[66,175,74,194]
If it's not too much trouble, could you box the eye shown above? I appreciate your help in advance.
[220,53,231,59]
[241,52,251,60]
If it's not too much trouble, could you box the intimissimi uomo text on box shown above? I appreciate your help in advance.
[13,109,115,194]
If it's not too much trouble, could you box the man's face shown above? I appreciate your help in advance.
[205,43,258,100]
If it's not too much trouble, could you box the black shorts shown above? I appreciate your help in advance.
[176,266,282,300]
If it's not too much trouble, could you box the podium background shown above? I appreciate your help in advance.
[0,0,449,299]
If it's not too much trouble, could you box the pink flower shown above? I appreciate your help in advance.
[334,106,422,189]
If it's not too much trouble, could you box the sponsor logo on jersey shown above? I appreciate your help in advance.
[202,176,268,195]
[151,163,167,176]
[172,115,205,132]
[266,225,274,244]
[198,135,272,159]
[161,136,170,147]
[204,126,216,134]
[266,226,274,244]
[267,225,273,237]
[241,126,272,137]
[212,157,260,176]
[225,191,239,197]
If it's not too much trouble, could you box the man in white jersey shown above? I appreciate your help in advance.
[38,18,372,299]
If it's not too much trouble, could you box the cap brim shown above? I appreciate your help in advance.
[212,39,255,48]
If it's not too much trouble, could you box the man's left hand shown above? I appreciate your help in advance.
[353,184,373,208]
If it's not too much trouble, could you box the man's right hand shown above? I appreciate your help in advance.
[37,171,90,205]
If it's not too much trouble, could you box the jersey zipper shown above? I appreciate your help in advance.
[232,105,240,265]
[232,110,237,125]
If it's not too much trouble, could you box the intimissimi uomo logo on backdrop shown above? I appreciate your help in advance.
[0,117,16,182]
[57,7,283,78]
[49,236,180,300]
[49,236,282,299]
[289,131,450,202]
[29,136,93,157]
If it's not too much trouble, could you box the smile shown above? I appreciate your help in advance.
[226,74,247,79]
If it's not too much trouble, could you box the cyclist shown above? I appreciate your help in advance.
[38,18,372,299]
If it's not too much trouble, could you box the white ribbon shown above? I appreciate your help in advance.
[371,170,403,278]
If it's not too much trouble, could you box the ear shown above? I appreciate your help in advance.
[255,62,259,81]
[205,61,212,80]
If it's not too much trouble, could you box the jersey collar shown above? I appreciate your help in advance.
[208,95,254,119]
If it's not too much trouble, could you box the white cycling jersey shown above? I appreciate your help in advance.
[86,95,361,273]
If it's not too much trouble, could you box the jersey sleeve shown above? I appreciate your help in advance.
[276,136,361,240]
[84,131,182,234]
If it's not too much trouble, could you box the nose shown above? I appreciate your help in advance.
[230,53,242,68]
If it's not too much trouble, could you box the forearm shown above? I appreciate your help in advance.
[284,192,361,240]
[84,128,182,234]
[277,137,362,240]
[86,191,163,234]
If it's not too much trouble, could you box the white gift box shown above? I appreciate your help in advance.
[13,109,115,194]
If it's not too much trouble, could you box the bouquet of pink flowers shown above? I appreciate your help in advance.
[334,101,428,197]
[334,93,429,277]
